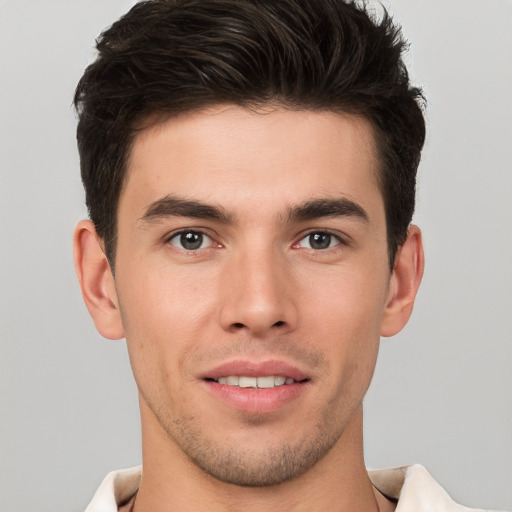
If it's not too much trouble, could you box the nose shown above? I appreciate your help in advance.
[218,247,298,337]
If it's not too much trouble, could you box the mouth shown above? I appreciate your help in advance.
[201,361,311,414]
[207,375,302,388]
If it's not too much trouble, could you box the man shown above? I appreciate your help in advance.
[72,0,495,511]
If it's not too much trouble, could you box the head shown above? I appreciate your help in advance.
[73,0,425,490]
[74,0,425,272]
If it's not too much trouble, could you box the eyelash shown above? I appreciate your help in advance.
[293,230,346,252]
[166,229,347,253]
[166,229,219,251]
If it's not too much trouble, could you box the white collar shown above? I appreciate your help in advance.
[85,464,493,512]
[368,465,491,511]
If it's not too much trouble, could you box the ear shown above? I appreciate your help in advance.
[380,225,424,337]
[73,220,125,340]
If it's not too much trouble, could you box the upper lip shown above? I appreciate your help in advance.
[200,359,309,381]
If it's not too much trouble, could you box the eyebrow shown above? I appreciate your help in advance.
[286,198,369,223]
[139,194,369,226]
[140,195,233,224]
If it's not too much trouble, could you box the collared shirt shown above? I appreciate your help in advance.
[85,464,499,511]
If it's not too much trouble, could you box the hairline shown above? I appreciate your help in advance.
[104,102,395,273]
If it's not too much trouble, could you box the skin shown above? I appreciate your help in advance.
[74,105,424,512]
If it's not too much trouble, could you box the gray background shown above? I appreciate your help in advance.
[0,1,511,510]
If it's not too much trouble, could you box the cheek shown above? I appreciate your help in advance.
[119,257,218,332]
[303,264,389,335]
[301,266,387,384]
[116,265,218,393]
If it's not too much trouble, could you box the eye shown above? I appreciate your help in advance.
[296,232,341,250]
[168,230,213,250]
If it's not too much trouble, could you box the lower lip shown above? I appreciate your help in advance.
[203,380,308,415]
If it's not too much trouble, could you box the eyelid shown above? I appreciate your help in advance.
[165,227,222,250]
[293,229,349,250]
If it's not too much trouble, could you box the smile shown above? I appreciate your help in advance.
[214,376,297,388]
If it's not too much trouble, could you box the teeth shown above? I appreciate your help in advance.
[239,376,257,388]
[215,375,295,388]
[256,376,275,388]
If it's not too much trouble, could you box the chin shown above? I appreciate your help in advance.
[165,411,346,487]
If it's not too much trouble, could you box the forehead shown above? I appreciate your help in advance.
[122,105,382,220]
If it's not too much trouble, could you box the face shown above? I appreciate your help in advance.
[113,106,394,485]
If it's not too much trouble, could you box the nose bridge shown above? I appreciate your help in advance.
[218,239,296,336]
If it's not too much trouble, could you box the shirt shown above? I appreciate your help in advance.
[85,464,500,511]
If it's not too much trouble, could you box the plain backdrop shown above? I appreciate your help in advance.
[0,1,511,510]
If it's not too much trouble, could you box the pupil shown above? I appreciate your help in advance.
[310,233,331,249]
[181,231,202,250]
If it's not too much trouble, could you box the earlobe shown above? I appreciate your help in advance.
[73,220,125,340]
[380,225,424,337]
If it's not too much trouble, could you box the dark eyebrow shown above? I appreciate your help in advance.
[140,195,234,224]
[286,197,369,223]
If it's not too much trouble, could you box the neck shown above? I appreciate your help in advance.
[133,404,391,512]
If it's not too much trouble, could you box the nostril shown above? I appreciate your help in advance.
[233,322,245,329]
[273,321,285,327]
